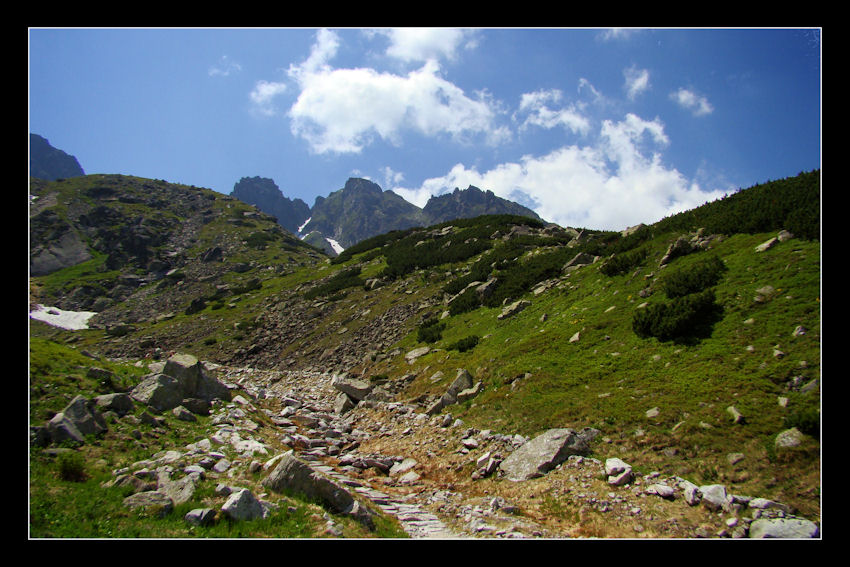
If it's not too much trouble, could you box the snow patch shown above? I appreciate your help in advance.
[29,304,98,331]
[297,216,312,234]
[325,238,345,255]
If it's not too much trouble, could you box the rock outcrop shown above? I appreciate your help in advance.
[499,428,599,481]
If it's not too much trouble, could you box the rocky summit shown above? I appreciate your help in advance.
[29,168,821,539]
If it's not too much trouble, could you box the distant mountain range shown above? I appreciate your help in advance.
[28,133,542,257]
[231,176,542,256]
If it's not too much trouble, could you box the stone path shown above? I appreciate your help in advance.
[300,452,462,538]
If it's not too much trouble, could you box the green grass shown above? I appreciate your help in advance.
[363,228,819,514]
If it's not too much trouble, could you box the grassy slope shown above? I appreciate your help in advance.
[351,229,821,517]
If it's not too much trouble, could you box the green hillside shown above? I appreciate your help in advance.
[29,170,820,537]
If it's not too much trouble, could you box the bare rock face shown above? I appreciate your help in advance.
[499,428,600,481]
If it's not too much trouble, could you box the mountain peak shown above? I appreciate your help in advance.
[343,177,383,195]
[29,133,85,181]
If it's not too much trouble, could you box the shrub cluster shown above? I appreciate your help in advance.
[632,288,723,342]
[417,318,446,343]
[660,255,727,298]
[304,267,364,300]
[447,335,480,352]
[599,248,648,277]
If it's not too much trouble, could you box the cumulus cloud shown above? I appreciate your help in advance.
[284,29,507,154]
[395,113,726,230]
[623,65,650,100]
[208,55,242,77]
[670,87,714,116]
[516,89,591,136]
[371,28,478,63]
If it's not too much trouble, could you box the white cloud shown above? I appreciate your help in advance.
[516,89,590,136]
[284,30,506,154]
[624,65,650,100]
[395,113,726,230]
[670,87,714,116]
[208,55,242,77]
[371,28,477,63]
[249,80,288,116]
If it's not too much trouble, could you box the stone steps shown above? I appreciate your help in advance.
[303,454,461,539]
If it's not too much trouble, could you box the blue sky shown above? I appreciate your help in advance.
[29,27,821,231]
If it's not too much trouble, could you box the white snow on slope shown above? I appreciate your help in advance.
[297,217,312,234]
[29,304,97,330]
[325,238,345,255]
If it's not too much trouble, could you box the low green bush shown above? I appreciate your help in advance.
[447,335,480,352]
[632,288,723,342]
[660,255,727,298]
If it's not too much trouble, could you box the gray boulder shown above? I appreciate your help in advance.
[498,300,531,320]
[332,375,373,401]
[262,452,375,529]
[500,428,599,481]
[122,491,174,517]
[749,517,819,539]
[185,508,217,526]
[221,488,268,521]
[46,395,108,445]
[131,374,183,412]
[94,392,135,416]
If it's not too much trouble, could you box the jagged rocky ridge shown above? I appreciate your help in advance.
[231,176,542,256]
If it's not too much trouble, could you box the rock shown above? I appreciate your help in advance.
[645,407,660,419]
[456,381,484,403]
[389,458,418,477]
[646,484,675,500]
[498,300,531,320]
[158,475,197,505]
[46,395,108,445]
[749,517,819,539]
[131,374,183,412]
[221,488,268,521]
[754,237,778,252]
[727,405,745,424]
[184,508,216,526]
[405,346,430,364]
[500,428,599,481]
[332,375,373,401]
[563,252,598,271]
[334,392,356,415]
[172,405,197,422]
[94,392,135,416]
[699,484,731,512]
[262,452,376,529]
[122,490,174,517]
[775,427,805,449]
[679,480,702,506]
[605,458,633,486]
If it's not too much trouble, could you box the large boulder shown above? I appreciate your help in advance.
[500,428,600,481]
[262,452,375,529]
[332,375,373,401]
[749,517,819,539]
[130,374,183,412]
[130,354,230,413]
[46,395,108,445]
